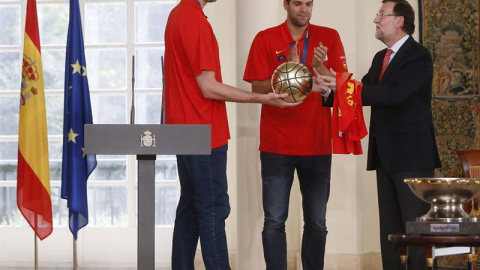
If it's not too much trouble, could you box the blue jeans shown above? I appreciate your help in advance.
[260,152,332,270]
[172,145,231,270]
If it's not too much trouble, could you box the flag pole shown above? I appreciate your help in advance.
[130,55,135,124]
[161,56,165,124]
[73,237,78,270]
[34,233,38,270]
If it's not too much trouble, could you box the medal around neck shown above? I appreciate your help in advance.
[271,61,312,103]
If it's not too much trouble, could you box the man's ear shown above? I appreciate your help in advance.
[395,16,405,30]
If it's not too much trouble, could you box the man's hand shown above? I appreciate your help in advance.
[262,92,302,108]
[312,42,328,69]
[311,68,337,94]
[288,43,300,62]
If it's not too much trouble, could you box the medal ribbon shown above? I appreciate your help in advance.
[289,29,310,64]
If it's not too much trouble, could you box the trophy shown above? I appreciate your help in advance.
[271,61,312,103]
[405,178,480,234]
[405,178,480,222]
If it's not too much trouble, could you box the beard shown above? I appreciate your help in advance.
[289,13,310,27]
[375,26,386,41]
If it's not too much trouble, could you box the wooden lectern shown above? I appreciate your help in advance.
[84,124,211,270]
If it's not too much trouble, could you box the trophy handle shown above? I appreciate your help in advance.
[474,197,479,217]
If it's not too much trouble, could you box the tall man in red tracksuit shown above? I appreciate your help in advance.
[164,0,302,269]
[243,0,348,269]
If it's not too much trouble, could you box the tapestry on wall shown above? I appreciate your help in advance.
[419,0,480,177]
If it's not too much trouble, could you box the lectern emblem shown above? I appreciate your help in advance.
[140,130,156,148]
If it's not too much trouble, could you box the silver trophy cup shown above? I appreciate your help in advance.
[405,178,480,222]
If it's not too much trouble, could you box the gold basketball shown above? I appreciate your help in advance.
[271,61,312,103]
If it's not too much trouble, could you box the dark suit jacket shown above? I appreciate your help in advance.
[361,36,441,172]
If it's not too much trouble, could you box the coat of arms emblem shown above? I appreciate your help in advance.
[140,130,156,148]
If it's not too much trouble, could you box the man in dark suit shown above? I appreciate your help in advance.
[362,1,441,269]
[315,0,442,269]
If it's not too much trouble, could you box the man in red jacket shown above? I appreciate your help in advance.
[243,0,348,269]
[164,0,302,269]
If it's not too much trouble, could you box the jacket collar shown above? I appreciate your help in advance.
[280,21,310,43]
[182,0,206,17]
[380,36,415,82]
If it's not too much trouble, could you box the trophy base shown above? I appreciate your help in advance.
[406,221,480,235]
[417,216,477,223]
[417,203,475,223]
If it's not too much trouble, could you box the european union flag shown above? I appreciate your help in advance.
[61,0,97,239]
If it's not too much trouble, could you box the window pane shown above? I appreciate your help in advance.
[46,94,64,136]
[0,5,20,46]
[43,49,66,91]
[0,142,17,181]
[155,186,177,226]
[49,140,63,160]
[49,140,62,181]
[0,96,19,136]
[86,49,126,90]
[135,48,164,89]
[0,51,21,91]
[85,2,126,44]
[0,161,16,181]
[155,157,177,181]
[51,186,68,227]
[91,94,126,124]
[49,160,61,182]
[135,93,161,124]
[38,4,68,45]
[89,156,127,181]
[88,186,128,227]
[0,141,16,161]
[0,187,21,226]
[134,1,176,43]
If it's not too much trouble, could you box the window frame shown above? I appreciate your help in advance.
[0,0,179,267]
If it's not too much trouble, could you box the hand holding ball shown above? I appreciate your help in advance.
[271,61,312,103]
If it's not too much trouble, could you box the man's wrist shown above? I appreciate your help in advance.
[320,88,332,97]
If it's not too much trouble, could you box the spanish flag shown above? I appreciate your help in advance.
[17,0,53,240]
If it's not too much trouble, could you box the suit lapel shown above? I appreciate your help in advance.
[379,36,414,83]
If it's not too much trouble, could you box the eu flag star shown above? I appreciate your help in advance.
[71,60,82,75]
[68,128,79,143]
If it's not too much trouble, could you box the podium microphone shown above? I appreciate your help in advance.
[161,56,166,125]
[130,55,135,124]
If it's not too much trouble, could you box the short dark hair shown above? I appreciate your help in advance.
[285,0,314,4]
[382,0,415,35]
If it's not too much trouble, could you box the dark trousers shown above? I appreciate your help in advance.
[260,152,331,270]
[172,145,231,270]
[376,167,433,270]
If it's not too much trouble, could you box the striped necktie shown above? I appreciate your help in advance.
[379,49,393,81]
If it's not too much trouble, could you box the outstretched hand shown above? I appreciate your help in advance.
[311,68,337,93]
[263,92,302,108]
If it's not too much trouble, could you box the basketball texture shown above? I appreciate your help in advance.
[271,61,312,103]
